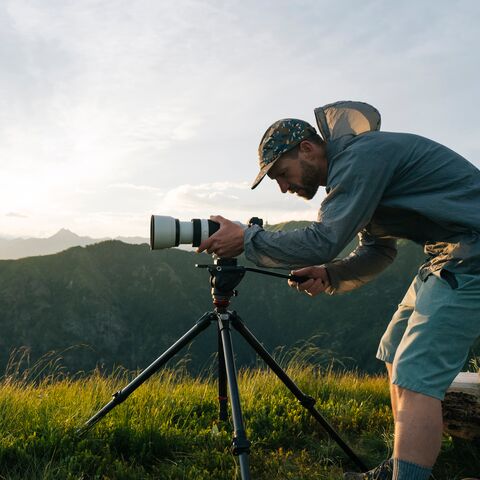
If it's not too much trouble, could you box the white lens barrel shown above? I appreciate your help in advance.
[150,215,177,249]
[150,215,225,250]
[178,221,194,244]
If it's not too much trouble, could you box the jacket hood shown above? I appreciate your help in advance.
[314,101,381,142]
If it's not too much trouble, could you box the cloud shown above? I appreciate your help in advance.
[157,181,320,224]
[107,183,162,193]
[5,212,28,218]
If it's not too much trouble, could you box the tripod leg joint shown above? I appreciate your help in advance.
[195,312,217,326]
[231,435,251,456]
[112,389,128,404]
[299,395,316,409]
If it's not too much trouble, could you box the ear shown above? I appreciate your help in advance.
[299,140,314,153]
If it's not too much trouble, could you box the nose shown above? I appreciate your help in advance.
[276,177,289,193]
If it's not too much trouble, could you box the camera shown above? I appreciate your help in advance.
[150,215,263,250]
[150,216,220,249]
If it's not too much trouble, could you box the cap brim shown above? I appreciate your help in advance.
[251,161,277,190]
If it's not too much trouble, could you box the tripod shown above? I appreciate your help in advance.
[81,258,368,479]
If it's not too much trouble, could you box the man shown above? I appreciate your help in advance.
[197,101,480,480]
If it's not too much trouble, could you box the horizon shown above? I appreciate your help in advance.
[0,217,307,241]
[1,1,479,239]
[0,226,148,241]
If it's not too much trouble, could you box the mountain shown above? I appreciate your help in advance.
[0,229,149,260]
[0,222,477,377]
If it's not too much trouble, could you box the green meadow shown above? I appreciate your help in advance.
[0,357,478,480]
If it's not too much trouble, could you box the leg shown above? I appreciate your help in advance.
[80,312,215,432]
[218,325,228,421]
[393,387,442,467]
[389,271,480,478]
[217,313,251,480]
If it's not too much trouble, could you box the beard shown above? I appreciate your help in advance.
[294,159,323,200]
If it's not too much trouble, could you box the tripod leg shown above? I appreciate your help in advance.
[231,313,369,472]
[80,312,216,433]
[218,325,228,422]
[218,313,251,480]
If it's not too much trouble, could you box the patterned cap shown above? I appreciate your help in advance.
[251,118,317,189]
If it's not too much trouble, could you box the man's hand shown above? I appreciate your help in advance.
[196,215,245,258]
[288,266,330,297]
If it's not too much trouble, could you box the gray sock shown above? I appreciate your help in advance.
[392,458,432,480]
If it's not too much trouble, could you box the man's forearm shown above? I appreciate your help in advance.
[324,239,397,294]
[244,223,348,269]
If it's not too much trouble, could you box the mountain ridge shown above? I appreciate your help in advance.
[0,229,149,259]
[0,220,317,259]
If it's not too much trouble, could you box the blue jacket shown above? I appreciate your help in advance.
[244,101,480,293]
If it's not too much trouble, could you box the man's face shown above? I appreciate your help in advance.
[267,141,326,200]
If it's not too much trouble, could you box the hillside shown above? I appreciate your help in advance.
[1,220,461,376]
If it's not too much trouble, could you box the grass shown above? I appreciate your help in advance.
[0,358,478,479]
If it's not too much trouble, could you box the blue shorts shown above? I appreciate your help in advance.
[376,270,480,400]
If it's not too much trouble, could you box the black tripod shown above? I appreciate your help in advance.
[80,258,368,479]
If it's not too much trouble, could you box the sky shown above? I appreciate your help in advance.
[1,0,479,239]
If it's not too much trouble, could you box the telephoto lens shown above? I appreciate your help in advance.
[150,215,221,249]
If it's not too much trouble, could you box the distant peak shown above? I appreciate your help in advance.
[50,229,79,240]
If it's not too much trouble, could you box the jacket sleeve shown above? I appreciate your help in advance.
[244,143,397,270]
[323,230,397,294]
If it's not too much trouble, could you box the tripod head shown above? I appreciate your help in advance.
[195,257,309,309]
[196,257,245,308]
